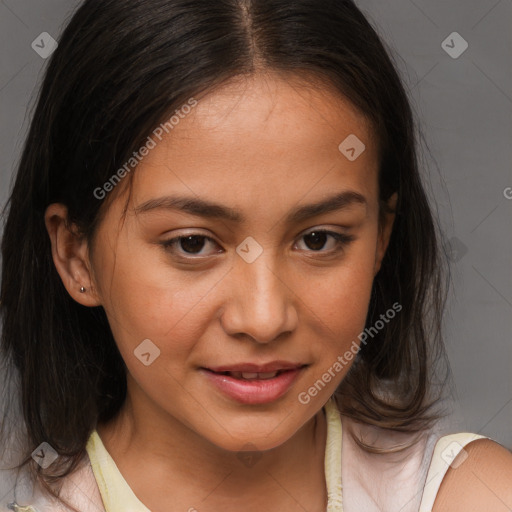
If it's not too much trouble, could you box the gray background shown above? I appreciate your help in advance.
[0,0,511,505]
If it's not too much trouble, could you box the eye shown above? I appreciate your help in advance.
[161,234,221,258]
[295,230,355,253]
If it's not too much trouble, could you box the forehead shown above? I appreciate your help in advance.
[158,72,375,163]
[115,72,380,220]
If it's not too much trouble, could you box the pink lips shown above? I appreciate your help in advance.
[201,361,306,405]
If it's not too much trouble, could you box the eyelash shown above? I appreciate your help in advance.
[160,229,355,260]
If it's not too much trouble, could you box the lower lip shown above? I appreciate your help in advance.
[200,368,304,405]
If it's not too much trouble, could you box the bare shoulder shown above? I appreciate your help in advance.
[433,438,512,512]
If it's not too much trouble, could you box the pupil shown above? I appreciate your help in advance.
[180,235,205,254]
[305,232,327,251]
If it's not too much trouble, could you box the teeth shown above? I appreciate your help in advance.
[256,371,279,379]
[228,371,279,380]
[241,372,259,379]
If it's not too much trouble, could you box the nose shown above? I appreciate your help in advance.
[220,252,298,344]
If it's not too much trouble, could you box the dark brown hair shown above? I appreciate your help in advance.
[0,0,449,508]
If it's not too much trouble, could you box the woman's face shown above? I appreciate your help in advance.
[56,73,395,452]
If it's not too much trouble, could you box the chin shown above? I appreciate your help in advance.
[213,431,293,454]
[201,412,307,453]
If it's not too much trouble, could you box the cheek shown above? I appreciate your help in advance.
[299,240,377,354]
[99,242,217,364]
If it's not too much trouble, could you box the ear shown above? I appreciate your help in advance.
[44,203,101,307]
[374,192,398,276]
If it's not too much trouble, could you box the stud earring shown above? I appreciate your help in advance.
[79,286,86,293]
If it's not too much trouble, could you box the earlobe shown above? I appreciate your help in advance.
[44,203,101,307]
[374,192,398,276]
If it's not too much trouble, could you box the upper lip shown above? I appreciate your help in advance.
[205,361,306,373]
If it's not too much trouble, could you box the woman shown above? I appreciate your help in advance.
[1,1,511,511]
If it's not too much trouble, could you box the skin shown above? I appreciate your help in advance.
[433,439,512,511]
[44,71,512,511]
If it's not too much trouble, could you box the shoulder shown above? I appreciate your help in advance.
[433,438,512,512]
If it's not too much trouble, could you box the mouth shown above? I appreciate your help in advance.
[200,362,308,404]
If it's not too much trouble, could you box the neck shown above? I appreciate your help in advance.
[97,379,329,511]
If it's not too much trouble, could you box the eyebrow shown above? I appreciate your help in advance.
[133,190,367,224]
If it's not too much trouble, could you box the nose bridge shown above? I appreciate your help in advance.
[223,240,296,343]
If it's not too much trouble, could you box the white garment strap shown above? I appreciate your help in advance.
[418,432,488,512]
[324,397,343,511]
